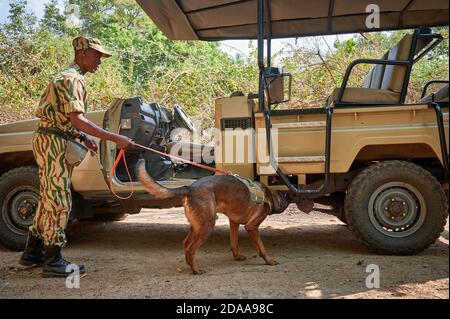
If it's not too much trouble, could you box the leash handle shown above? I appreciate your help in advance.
[109,149,134,200]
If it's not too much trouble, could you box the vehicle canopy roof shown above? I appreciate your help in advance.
[136,0,449,40]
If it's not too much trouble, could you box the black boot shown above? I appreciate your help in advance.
[19,234,45,267]
[43,245,85,278]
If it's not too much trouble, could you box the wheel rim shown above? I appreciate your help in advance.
[368,182,426,238]
[2,186,39,236]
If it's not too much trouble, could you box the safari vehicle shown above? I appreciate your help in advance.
[0,0,448,255]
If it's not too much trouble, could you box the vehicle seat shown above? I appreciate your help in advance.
[326,33,432,106]
[419,84,449,103]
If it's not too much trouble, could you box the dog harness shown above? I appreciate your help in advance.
[234,176,272,224]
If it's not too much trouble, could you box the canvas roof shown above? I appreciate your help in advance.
[135,0,449,40]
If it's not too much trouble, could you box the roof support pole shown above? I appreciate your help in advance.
[258,0,265,112]
[265,0,272,68]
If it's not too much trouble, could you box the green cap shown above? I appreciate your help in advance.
[72,36,112,58]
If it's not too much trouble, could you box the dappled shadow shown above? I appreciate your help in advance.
[62,216,448,299]
[68,219,362,254]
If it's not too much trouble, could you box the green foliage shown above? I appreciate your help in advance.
[0,0,255,127]
[0,0,448,126]
[0,2,71,110]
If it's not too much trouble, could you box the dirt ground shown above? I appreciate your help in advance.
[0,205,448,299]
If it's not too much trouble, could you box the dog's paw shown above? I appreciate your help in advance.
[266,259,279,266]
[234,254,247,261]
[192,268,205,275]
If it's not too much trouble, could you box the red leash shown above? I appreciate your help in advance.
[109,149,134,200]
[109,143,230,199]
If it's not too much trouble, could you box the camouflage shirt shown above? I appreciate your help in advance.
[36,63,87,138]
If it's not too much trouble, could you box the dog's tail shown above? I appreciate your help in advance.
[137,159,189,200]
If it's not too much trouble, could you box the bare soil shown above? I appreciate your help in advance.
[0,205,448,299]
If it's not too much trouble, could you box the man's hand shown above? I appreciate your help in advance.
[83,138,98,153]
[114,134,135,150]
[69,112,135,150]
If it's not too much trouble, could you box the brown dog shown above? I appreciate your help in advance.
[137,159,289,274]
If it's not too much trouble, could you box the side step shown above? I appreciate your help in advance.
[276,156,325,163]
[272,121,326,129]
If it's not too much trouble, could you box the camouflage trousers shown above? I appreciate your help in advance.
[30,132,74,247]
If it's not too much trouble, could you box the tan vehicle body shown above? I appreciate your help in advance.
[215,96,449,183]
[0,111,193,197]
[1,98,447,198]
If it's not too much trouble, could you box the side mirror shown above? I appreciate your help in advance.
[264,67,292,105]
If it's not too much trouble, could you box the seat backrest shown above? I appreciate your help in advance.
[370,53,388,89]
[434,84,449,102]
[362,68,373,88]
[381,35,413,93]
[362,54,388,90]
[363,33,433,93]
[419,84,449,103]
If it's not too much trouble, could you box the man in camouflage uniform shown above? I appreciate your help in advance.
[19,37,135,277]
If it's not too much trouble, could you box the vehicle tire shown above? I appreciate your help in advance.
[345,160,448,255]
[0,166,40,251]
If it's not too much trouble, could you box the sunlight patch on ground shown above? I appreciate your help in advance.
[339,278,449,299]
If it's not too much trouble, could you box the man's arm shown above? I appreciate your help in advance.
[69,112,135,150]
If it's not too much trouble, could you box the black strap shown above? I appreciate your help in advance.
[37,127,75,141]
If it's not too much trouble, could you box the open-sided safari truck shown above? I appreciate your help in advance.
[129,0,450,255]
[0,1,448,255]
